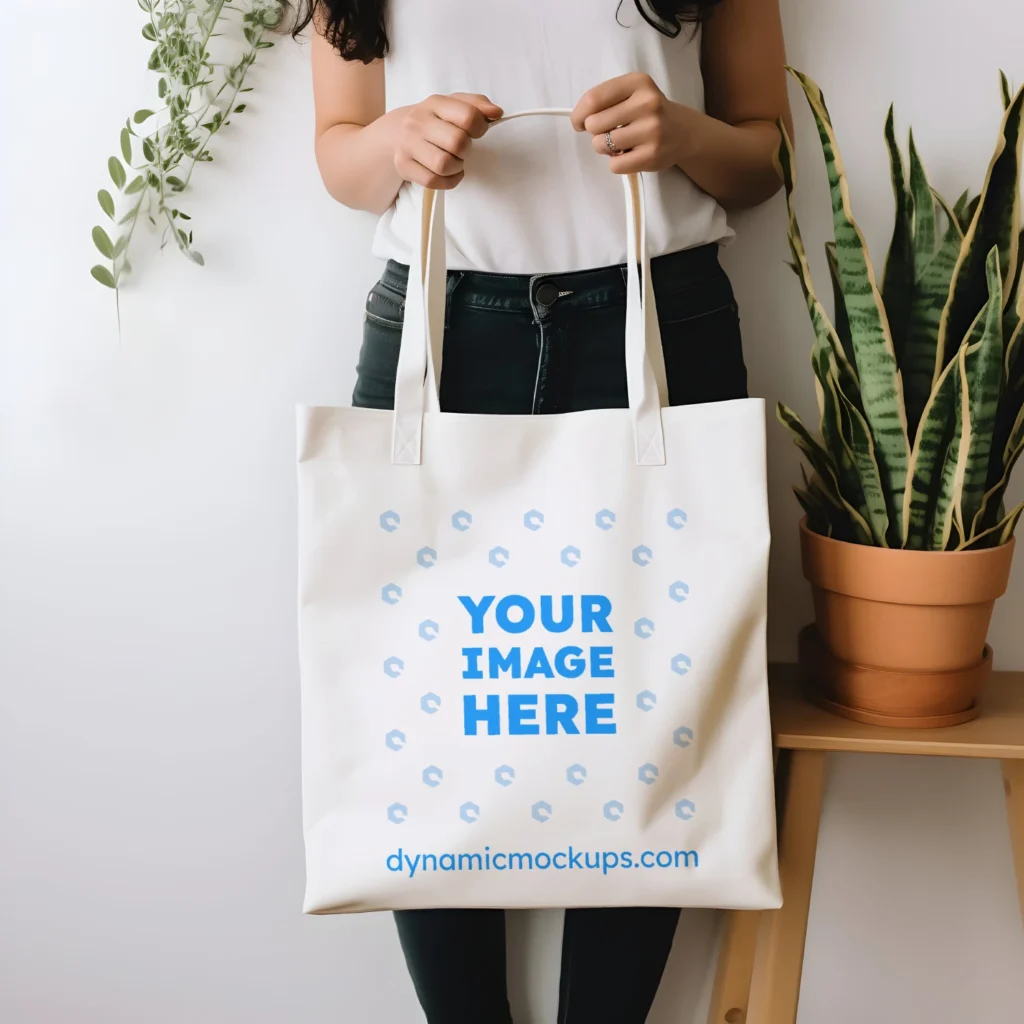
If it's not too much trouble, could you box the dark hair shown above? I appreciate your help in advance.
[291,1,721,63]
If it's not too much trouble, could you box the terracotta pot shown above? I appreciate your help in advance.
[799,518,1014,723]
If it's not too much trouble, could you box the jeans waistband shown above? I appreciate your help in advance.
[380,244,722,315]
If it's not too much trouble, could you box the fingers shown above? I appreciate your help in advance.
[605,146,657,176]
[591,117,659,156]
[394,93,503,189]
[571,73,646,131]
[395,134,467,189]
[449,93,505,132]
[426,94,499,140]
[581,96,649,138]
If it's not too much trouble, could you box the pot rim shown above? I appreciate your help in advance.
[799,517,1015,605]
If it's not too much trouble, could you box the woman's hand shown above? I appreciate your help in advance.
[394,93,504,190]
[571,73,693,174]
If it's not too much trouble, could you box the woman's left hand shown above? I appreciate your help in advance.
[571,73,694,174]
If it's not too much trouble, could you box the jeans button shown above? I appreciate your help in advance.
[535,282,559,307]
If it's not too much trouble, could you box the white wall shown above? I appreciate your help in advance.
[2,1,1023,1021]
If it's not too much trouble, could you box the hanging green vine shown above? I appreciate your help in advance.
[91,0,285,294]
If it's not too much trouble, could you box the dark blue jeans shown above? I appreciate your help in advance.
[353,244,747,1024]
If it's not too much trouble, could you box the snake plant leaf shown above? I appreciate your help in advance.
[802,458,863,544]
[961,501,1022,549]
[1005,228,1024,341]
[961,194,982,234]
[777,402,874,544]
[882,107,915,361]
[832,369,890,545]
[991,312,1024,489]
[937,84,1024,376]
[903,206,967,440]
[972,404,1024,537]
[958,249,1005,532]
[1007,304,1024,383]
[789,69,910,537]
[909,129,937,278]
[931,357,966,551]
[1002,70,1013,111]
[794,466,836,537]
[777,402,840,490]
[776,121,861,401]
[814,344,871,525]
[902,354,958,548]
[931,189,965,243]
[825,242,855,369]
[952,189,972,228]
[932,251,1005,548]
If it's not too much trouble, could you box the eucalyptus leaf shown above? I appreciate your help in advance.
[92,226,114,259]
[91,1,296,290]
[90,265,116,289]
[108,156,126,190]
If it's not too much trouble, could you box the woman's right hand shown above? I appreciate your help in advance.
[393,94,503,190]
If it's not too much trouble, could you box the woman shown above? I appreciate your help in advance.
[295,1,791,1020]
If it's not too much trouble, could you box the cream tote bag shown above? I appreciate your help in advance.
[297,111,780,914]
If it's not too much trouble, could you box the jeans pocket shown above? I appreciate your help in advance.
[365,279,406,328]
[660,301,748,406]
[352,317,402,410]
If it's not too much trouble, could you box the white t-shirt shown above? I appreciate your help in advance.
[372,0,733,273]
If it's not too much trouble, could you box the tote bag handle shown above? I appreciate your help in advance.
[391,108,667,467]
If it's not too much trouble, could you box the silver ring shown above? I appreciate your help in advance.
[605,131,623,156]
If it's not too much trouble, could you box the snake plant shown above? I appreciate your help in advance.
[778,69,1024,550]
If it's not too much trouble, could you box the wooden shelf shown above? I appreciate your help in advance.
[710,665,1024,1024]
[769,663,1024,759]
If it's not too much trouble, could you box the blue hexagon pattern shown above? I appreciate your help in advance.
[595,509,616,531]
[383,657,405,678]
[671,654,692,676]
[632,544,653,566]
[636,690,657,712]
[638,763,659,785]
[387,802,408,824]
[673,726,694,749]
[675,799,696,820]
[460,802,480,823]
[418,619,440,641]
[494,764,515,787]
[531,801,552,823]
[489,546,510,568]
[561,546,581,568]
[524,510,545,531]
[603,800,624,822]
[566,763,587,786]
[420,692,441,714]
[381,583,402,605]
[451,510,472,531]
[422,765,443,788]
[379,511,400,533]
[667,508,688,530]
[634,617,655,639]
[416,546,437,568]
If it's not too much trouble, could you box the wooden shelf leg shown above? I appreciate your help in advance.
[707,910,762,1024]
[1002,760,1024,929]
[746,749,826,1024]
